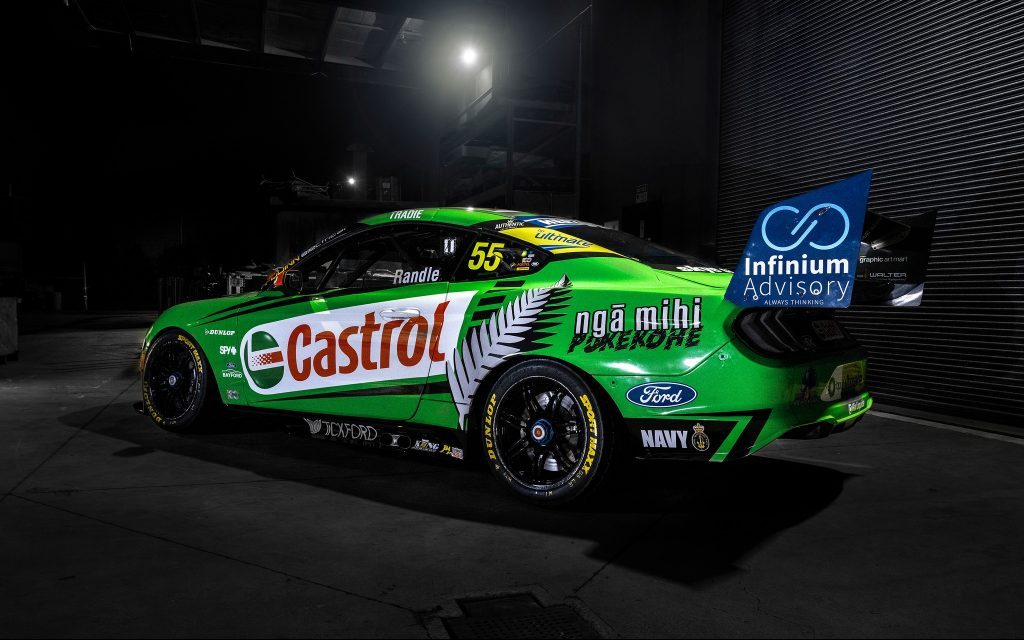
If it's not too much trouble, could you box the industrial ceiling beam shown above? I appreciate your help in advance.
[259,0,267,55]
[95,33,424,88]
[362,14,405,69]
[189,0,202,45]
[320,6,341,64]
[117,0,137,53]
[71,0,97,31]
[282,0,503,28]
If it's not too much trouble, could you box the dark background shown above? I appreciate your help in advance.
[2,0,1022,425]
[2,1,722,311]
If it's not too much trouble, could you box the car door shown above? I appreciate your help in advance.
[435,231,553,426]
[237,224,474,422]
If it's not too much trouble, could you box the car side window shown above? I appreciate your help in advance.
[323,234,395,291]
[453,233,549,281]
[318,225,474,293]
[293,248,341,294]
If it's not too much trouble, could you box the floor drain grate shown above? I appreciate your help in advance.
[443,595,601,639]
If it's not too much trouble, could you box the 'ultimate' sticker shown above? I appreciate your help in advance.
[498,227,619,255]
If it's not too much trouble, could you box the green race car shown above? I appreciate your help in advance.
[140,208,871,504]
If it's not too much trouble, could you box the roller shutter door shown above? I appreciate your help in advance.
[717,0,1024,425]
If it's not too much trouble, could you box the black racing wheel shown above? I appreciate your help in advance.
[142,330,217,432]
[481,360,615,505]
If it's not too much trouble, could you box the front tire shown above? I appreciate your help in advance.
[481,360,614,505]
[142,330,216,432]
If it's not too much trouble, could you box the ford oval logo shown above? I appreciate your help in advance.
[626,382,697,408]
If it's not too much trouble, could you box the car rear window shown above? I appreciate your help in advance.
[550,223,717,269]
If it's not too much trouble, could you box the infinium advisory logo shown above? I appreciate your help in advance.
[726,171,872,308]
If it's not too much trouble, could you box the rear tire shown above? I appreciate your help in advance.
[480,360,614,505]
[142,330,217,432]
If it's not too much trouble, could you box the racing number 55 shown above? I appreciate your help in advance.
[467,241,505,272]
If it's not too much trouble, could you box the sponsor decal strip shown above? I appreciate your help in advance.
[239,292,474,395]
[821,362,866,402]
[626,382,697,408]
[389,209,424,220]
[570,298,703,354]
[579,394,598,475]
[499,226,619,256]
[299,227,348,259]
[638,425,710,452]
[300,414,465,460]
[625,411,771,461]
[252,381,449,403]
[626,418,738,458]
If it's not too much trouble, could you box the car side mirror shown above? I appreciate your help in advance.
[281,269,304,293]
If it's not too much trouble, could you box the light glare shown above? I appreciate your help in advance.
[460,47,478,67]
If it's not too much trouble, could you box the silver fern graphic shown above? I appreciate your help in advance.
[447,274,571,429]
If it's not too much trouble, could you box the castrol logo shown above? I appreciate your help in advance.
[240,292,474,395]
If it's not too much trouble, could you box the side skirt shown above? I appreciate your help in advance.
[225,405,469,463]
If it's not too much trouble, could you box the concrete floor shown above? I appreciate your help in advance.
[2,315,1023,638]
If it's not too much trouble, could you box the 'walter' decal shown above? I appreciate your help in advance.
[240,292,474,395]
[447,275,572,428]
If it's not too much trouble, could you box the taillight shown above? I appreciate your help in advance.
[733,309,855,358]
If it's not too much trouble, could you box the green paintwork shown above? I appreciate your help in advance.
[142,207,872,461]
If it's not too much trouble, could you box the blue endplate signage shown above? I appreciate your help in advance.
[725,170,872,308]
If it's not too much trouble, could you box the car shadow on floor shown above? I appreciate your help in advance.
[58,402,853,587]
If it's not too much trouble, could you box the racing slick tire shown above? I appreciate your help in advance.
[481,360,615,505]
[142,330,219,432]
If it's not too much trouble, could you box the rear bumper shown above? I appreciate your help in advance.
[781,392,872,439]
[592,342,871,461]
[616,391,872,461]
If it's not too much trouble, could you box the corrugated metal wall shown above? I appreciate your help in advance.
[717,0,1024,425]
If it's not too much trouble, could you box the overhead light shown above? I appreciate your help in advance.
[460,46,478,67]
[347,177,356,186]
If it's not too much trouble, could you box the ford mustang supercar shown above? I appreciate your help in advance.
[140,208,872,503]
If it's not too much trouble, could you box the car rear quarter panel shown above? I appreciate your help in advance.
[498,257,734,378]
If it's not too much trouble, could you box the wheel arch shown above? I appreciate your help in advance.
[463,354,625,443]
[143,325,224,406]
